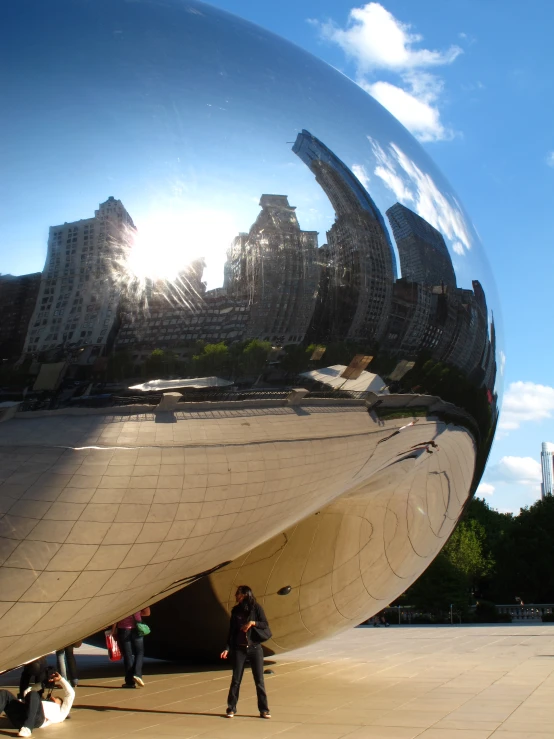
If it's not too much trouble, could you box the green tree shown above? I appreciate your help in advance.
[404,506,495,616]
[443,518,493,584]
[192,342,230,376]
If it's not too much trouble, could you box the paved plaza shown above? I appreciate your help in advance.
[2,624,554,739]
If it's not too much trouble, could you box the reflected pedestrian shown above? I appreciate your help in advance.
[220,585,271,719]
[55,641,81,688]
[111,607,151,689]
[377,418,419,444]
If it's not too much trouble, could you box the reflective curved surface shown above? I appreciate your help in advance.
[0,0,501,668]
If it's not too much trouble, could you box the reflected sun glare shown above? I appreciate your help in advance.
[120,208,240,289]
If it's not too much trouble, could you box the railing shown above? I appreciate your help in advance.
[495,604,554,621]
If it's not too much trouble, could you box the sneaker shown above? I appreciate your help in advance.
[121,683,136,689]
[133,676,144,687]
[226,709,235,718]
[260,711,271,719]
[18,728,32,737]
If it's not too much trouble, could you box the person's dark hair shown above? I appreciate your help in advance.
[235,585,256,614]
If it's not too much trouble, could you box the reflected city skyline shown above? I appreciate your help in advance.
[4,129,496,410]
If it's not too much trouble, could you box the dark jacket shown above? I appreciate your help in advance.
[226,602,269,650]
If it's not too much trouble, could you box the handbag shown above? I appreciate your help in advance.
[249,609,272,643]
[134,614,151,637]
[105,630,122,661]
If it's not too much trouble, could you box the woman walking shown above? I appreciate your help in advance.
[220,585,271,719]
[111,607,150,689]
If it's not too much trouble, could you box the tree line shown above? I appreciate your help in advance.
[397,495,554,619]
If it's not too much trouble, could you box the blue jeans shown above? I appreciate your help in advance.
[117,628,144,686]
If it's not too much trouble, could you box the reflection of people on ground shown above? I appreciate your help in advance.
[55,641,81,688]
[373,611,390,627]
[399,440,439,455]
[220,585,271,720]
[111,607,151,689]
[377,418,419,444]
[0,672,74,737]
[18,658,49,700]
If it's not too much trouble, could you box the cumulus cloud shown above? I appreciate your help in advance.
[368,137,472,251]
[476,482,495,496]
[547,152,554,168]
[488,456,542,487]
[314,3,462,142]
[499,381,554,431]
[352,163,371,190]
[362,78,451,143]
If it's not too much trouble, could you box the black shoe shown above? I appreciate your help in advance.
[121,683,136,689]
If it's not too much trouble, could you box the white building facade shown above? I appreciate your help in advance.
[541,442,554,499]
[23,197,134,365]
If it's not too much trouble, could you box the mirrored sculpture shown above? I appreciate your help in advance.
[0,0,501,669]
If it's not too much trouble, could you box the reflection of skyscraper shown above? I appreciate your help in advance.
[22,197,135,365]
[383,280,432,358]
[293,129,396,343]
[483,313,497,391]
[541,442,554,499]
[386,203,456,288]
[0,273,41,361]
[225,195,319,345]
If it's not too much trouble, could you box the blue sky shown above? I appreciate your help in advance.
[2,0,553,514]
[206,0,554,513]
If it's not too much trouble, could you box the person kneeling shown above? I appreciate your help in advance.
[0,671,74,737]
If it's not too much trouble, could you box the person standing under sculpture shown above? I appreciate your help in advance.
[55,641,81,688]
[111,607,150,689]
[220,585,271,719]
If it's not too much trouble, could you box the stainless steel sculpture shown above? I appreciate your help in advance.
[0,0,501,669]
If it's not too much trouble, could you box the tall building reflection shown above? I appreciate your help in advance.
[0,273,41,361]
[293,129,396,344]
[225,195,319,345]
[21,196,134,366]
[386,203,456,288]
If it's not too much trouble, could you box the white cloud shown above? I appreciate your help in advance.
[318,3,461,72]
[488,456,541,487]
[452,241,465,255]
[546,151,554,168]
[368,137,472,251]
[363,79,450,142]
[476,482,495,496]
[499,381,554,430]
[352,163,371,190]
[314,3,462,142]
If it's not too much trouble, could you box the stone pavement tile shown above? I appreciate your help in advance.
[416,730,494,739]
[432,719,502,732]
[369,710,448,728]
[271,726,362,739]
[329,727,423,739]
[491,733,554,738]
